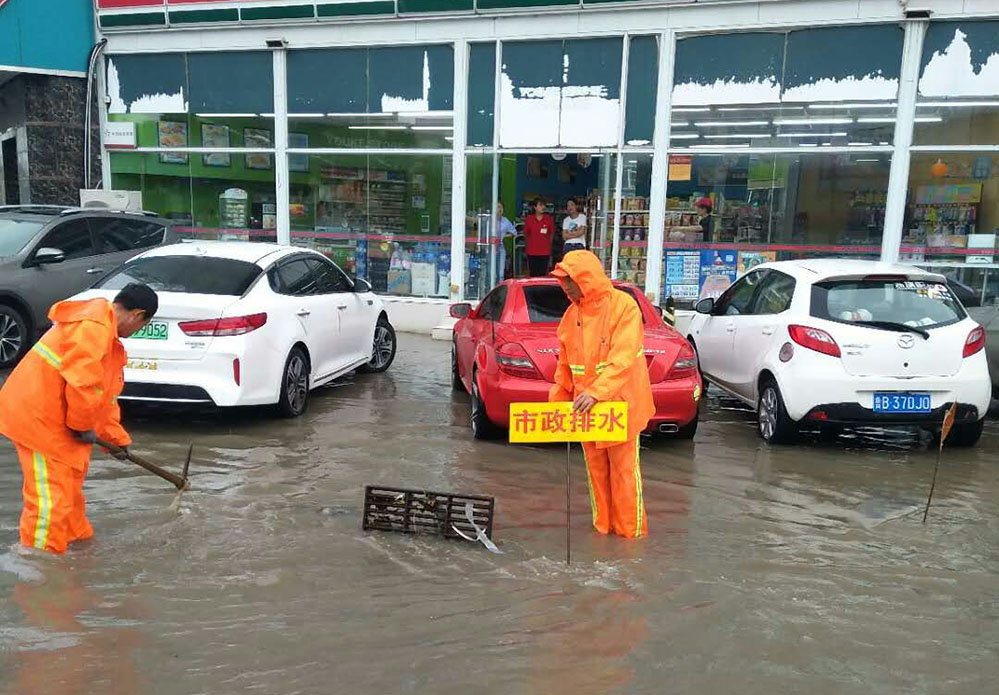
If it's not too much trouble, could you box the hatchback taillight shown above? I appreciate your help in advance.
[496,343,544,380]
[788,324,841,358]
[666,343,698,380]
[963,326,985,358]
[180,313,268,337]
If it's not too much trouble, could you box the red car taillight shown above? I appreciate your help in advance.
[666,343,698,380]
[788,324,841,358]
[180,313,268,337]
[496,343,544,380]
[964,326,985,358]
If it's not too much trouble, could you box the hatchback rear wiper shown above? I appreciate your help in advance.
[854,320,930,340]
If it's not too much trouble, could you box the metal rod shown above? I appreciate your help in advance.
[566,441,571,566]
[97,439,189,490]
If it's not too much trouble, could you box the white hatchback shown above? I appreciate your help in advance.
[686,259,990,446]
[75,241,396,417]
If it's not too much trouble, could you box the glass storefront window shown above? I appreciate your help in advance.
[106,52,275,150]
[670,26,902,148]
[661,153,890,306]
[288,154,451,298]
[624,36,659,147]
[109,151,278,241]
[608,154,649,285]
[500,38,623,148]
[467,43,496,148]
[286,45,454,149]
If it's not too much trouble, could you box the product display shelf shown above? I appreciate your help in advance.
[609,196,650,286]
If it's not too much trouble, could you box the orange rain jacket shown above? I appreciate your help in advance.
[549,250,655,447]
[0,299,131,470]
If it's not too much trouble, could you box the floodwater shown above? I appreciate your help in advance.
[1,335,997,695]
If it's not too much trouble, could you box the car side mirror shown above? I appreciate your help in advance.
[33,247,66,266]
[352,277,372,293]
[695,298,715,315]
[450,303,472,319]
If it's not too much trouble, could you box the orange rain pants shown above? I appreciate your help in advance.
[581,438,646,538]
[550,250,655,539]
[0,298,130,554]
[14,444,93,554]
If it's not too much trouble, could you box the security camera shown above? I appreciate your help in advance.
[265,38,288,48]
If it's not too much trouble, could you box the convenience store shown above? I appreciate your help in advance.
[95,0,999,332]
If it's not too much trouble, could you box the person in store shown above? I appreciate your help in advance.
[695,197,714,243]
[0,283,159,554]
[562,197,588,253]
[495,201,518,281]
[549,250,654,539]
[523,197,555,277]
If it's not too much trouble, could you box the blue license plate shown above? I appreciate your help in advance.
[872,393,932,413]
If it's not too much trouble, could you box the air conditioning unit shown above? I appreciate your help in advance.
[79,189,143,211]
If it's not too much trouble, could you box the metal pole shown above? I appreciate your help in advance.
[566,441,571,566]
[882,19,928,264]
[273,47,290,246]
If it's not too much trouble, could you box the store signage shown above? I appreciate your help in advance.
[509,402,629,444]
[103,122,136,149]
[668,155,692,182]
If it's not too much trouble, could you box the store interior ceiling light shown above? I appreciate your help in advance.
[394,110,454,118]
[410,126,453,131]
[914,116,944,123]
[325,112,394,118]
[669,133,700,139]
[703,133,770,139]
[694,120,768,127]
[348,125,408,130]
[857,117,895,123]
[773,117,853,125]
[856,158,879,162]
[807,102,897,110]
[196,113,256,118]
[917,100,999,108]
[717,105,803,112]
[848,141,873,146]
[670,121,690,127]
[672,107,711,113]
[778,131,848,138]
[287,113,325,118]
[689,143,750,149]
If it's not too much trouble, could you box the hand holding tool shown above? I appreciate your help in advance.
[97,438,191,491]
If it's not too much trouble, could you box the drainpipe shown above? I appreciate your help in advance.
[84,39,108,191]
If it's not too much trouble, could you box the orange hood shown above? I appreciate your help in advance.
[552,250,612,306]
[48,298,115,330]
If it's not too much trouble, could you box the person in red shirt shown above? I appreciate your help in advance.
[522,198,555,277]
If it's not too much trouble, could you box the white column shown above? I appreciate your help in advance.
[645,30,676,303]
[450,39,469,301]
[96,52,112,191]
[273,48,290,246]
[881,20,927,264]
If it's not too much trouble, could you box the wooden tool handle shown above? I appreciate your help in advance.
[97,439,189,490]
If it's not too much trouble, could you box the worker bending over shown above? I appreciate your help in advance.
[550,251,654,538]
[0,284,158,553]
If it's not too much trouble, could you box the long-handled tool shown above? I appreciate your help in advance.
[923,402,957,523]
[566,442,571,566]
[97,438,191,491]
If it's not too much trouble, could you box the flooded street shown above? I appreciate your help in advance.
[1,334,997,694]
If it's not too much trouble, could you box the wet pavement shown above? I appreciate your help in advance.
[1,334,997,694]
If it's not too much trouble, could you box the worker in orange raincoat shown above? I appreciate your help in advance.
[0,283,158,554]
[549,250,654,538]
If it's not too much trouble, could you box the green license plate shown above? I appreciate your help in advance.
[132,321,169,340]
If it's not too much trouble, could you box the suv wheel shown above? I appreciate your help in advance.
[0,304,28,368]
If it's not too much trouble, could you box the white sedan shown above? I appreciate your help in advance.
[686,259,990,446]
[75,241,396,417]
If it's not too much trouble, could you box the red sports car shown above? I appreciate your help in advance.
[450,278,702,440]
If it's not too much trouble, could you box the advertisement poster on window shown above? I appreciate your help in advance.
[157,121,188,164]
[737,251,776,276]
[699,250,737,300]
[244,128,273,170]
[201,124,230,167]
[663,251,700,301]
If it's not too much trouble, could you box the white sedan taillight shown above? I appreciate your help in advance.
[180,313,268,337]
[963,326,985,358]
[788,324,841,358]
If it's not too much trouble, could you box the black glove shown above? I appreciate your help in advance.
[109,446,129,461]
[71,429,97,444]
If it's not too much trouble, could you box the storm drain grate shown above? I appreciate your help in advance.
[362,485,496,545]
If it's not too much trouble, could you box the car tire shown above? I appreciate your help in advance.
[947,418,984,448]
[757,378,797,444]
[688,337,708,393]
[277,347,310,418]
[358,317,396,374]
[451,339,465,392]
[676,412,699,440]
[470,369,499,440]
[0,304,29,369]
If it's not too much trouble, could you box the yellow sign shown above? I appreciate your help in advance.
[509,402,629,443]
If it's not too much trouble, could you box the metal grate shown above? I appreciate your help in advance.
[362,485,496,544]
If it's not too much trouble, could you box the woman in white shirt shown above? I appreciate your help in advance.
[561,197,587,252]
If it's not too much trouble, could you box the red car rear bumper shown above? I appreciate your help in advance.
[485,374,702,430]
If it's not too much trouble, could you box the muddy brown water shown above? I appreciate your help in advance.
[1,335,997,694]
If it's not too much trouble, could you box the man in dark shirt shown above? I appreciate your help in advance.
[523,198,555,277]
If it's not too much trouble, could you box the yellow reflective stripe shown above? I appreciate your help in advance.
[633,438,644,538]
[32,452,52,550]
[32,342,62,369]
[569,364,585,375]
[581,446,598,527]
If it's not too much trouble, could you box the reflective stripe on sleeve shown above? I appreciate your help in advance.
[32,342,62,369]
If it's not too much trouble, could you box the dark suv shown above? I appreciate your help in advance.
[0,206,177,367]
